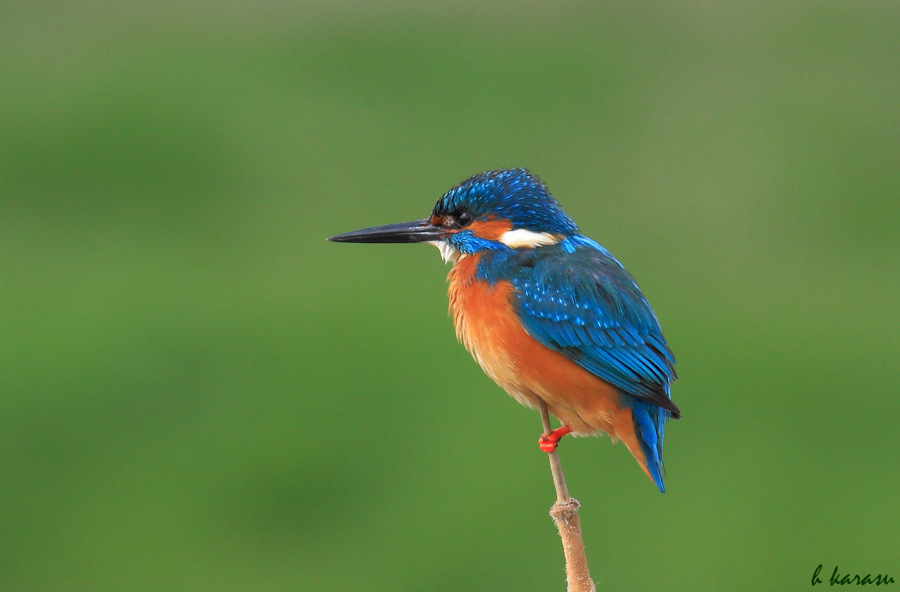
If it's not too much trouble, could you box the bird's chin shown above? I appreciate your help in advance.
[428,241,466,265]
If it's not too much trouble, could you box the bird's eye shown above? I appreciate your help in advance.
[456,211,473,227]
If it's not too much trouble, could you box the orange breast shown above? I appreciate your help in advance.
[447,254,652,480]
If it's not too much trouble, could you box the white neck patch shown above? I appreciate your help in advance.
[428,241,466,264]
[498,229,561,249]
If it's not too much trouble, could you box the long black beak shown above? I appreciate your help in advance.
[328,219,445,244]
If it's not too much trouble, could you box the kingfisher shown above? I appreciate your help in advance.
[329,169,680,491]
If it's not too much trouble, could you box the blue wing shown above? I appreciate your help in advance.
[509,238,680,418]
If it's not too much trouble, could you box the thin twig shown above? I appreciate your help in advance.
[539,399,596,592]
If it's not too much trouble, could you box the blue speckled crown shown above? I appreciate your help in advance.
[433,169,579,235]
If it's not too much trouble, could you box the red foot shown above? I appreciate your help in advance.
[538,426,573,452]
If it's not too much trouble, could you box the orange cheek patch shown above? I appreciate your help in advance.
[468,218,512,240]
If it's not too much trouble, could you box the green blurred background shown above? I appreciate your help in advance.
[2,1,898,590]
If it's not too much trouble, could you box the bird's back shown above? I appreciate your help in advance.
[448,237,678,491]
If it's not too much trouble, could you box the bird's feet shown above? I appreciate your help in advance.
[538,425,573,452]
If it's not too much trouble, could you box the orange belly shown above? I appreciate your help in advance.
[447,255,652,478]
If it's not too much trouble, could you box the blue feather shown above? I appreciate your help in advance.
[631,400,667,492]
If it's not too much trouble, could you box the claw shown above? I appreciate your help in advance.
[538,425,573,452]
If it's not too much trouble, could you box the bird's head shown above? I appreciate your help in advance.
[329,169,579,263]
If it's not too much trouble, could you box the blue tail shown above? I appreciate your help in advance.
[631,399,670,492]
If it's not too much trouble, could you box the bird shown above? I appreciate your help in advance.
[328,169,680,491]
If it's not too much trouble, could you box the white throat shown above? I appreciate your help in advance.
[428,241,466,264]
